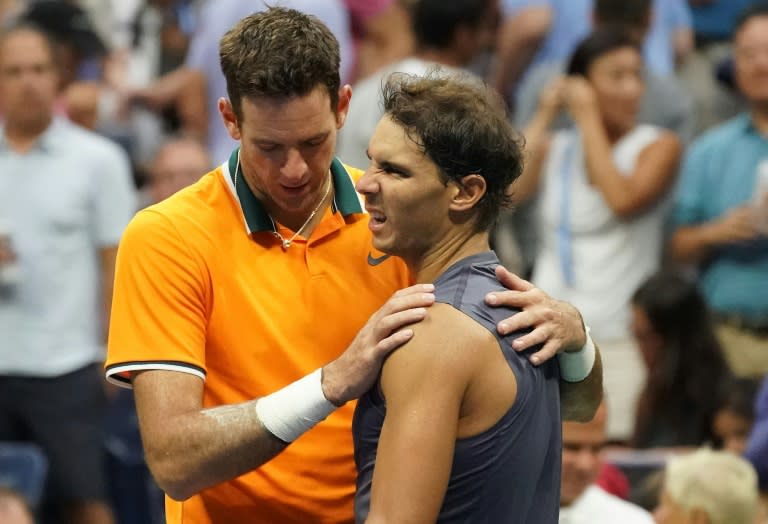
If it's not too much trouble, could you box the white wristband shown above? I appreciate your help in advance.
[557,326,596,383]
[255,369,338,443]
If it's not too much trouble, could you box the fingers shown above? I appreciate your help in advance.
[494,266,534,292]
[496,308,536,335]
[527,340,560,366]
[510,325,552,351]
[392,283,435,298]
[374,308,428,341]
[372,328,415,357]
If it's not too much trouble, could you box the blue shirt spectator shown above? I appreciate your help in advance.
[691,0,756,41]
[671,113,768,318]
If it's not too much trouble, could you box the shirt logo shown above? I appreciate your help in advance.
[367,252,391,266]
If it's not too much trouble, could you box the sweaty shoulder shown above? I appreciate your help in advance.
[382,302,495,387]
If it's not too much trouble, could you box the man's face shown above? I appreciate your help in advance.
[653,489,693,524]
[0,30,58,127]
[221,86,349,221]
[356,116,457,261]
[734,16,768,105]
[560,405,607,506]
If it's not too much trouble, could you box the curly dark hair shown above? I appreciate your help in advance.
[219,6,340,121]
[381,72,524,231]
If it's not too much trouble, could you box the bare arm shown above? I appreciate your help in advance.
[132,284,434,501]
[365,308,475,524]
[133,370,286,501]
[513,76,565,202]
[176,69,208,143]
[491,6,553,96]
[670,206,762,264]
[559,346,603,422]
[566,78,682,217]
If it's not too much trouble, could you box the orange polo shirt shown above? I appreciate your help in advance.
[106,150,409,523]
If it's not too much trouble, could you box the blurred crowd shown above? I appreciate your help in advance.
[0,0,766,523]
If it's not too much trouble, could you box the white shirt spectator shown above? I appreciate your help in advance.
[0,118,137,376]
[559,485,654,524]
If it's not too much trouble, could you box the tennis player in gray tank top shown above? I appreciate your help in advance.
[350,72,577,523]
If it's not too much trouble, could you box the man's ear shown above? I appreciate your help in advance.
[449,174,487,212]
[336,84,352,129]
[219,97,241,141]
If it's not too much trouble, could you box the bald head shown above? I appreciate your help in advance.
[148,137,212,203]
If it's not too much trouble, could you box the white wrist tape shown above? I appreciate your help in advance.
[255,369,338,443]
[557,326,596,383]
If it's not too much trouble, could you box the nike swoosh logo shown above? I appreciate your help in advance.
[367,252,391,266]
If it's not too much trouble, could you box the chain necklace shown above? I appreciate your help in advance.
[234,151,332,249]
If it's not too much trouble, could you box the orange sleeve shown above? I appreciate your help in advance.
[105,208,210,387]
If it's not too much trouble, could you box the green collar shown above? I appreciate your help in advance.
[227,148,363,233]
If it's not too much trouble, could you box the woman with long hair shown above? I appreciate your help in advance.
[630,271,731,448]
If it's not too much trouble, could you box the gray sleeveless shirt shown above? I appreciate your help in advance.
[353,251,562,523]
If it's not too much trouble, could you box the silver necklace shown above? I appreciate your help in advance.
[234,151,332,249]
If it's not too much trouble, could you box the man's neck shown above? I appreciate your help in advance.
[3,117,52,153]
[752,104,768,135]
[407,232,489,284]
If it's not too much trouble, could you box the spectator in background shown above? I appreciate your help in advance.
[344,0,414,82]
[630,271,731,449]
[0,487,34,524]
[0,22,136,524]
[143,135,211,204]
[338,0,499,171]
[20,1,108,130]
[559,404,654,524]
[670,3,768,379]
[128,0,353,163]
[492,0,692,105]
[514,28,682,440]
[679,0,754,135]
[653,448,759,524]
[713,377,761,454]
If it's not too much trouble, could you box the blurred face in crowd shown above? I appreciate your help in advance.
[560,404,607,506]
[0,29,58,130]
[712,408,752,455]
[734,15,768,106]
[457,0,500,64]
[220,85,350,223]
[149,139,212,203]
[630,304,664,369]
[587,46,644,134]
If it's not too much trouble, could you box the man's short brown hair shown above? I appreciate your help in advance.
[219,7,341,120]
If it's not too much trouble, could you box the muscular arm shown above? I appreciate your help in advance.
[577,111,682,218]
[133,370,286,501]
[365,307,480,523]
[491,6,552,96]
[559,346,603,422]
